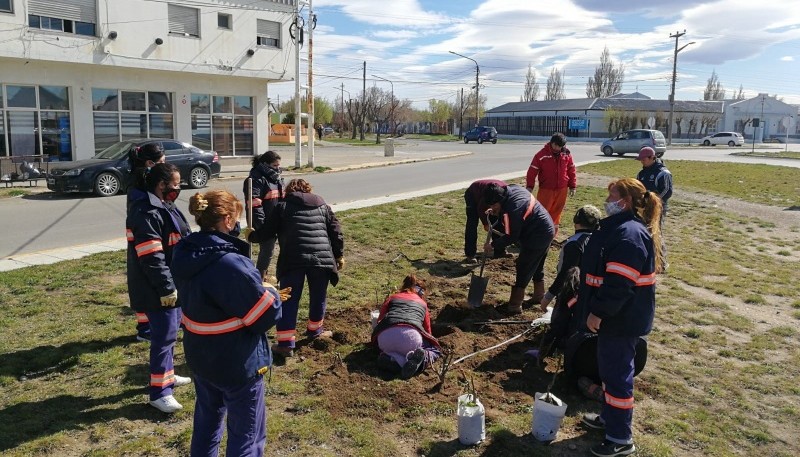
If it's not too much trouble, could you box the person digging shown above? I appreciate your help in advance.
[483,183,555,315]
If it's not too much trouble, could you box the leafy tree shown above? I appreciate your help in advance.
[545,67,565,101]
[426,99,452,134]
[585,47,625,98]
[703,70,726,100]
[521,63,540,102]
[733,85,746,100]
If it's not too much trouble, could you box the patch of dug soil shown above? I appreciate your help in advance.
[271,271,605,455]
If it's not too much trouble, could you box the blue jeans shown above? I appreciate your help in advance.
[276,268,330,348]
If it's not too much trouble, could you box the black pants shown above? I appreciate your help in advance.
[513,236,552,288]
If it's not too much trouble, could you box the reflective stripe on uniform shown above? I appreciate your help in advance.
[567,296,578,308]
[135,312,149,324]
[241,291,275,326]
[637,273,656,286]
[135,239,163,257]
[276,330,296,342]
[585,274,603,287]
[150,369,175,387]
[503,213,510,235]
[606,262,640,282]
[167,232,181,246]
[307,319,324,332]
[182,315,245,335]
[522,196,536,220]
[126,229,133,242]
[604,391,634,410]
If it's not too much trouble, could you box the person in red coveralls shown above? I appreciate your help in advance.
[525,132,577,234]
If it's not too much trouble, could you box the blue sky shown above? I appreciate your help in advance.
[271,0,800,110]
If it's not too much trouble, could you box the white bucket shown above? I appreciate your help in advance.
[370,310,380,329]
[531,391,568,442]
[457,394,485,445]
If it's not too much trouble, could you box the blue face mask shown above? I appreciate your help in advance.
[604,199,625,216]
[229,221,241,237]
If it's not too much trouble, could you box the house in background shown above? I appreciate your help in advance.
[723,94,798,142]
[0,0,296,160]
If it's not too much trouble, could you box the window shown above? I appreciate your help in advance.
[0,84,72,159]
[0,0,12,13]
[256,19,280,48]
[168,4,200,37]
[28,0,97,36]
[91,89,175,153]
[191,93,254,156]
[218,13,232,30]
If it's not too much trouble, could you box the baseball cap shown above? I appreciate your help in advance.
[637,147,656,160]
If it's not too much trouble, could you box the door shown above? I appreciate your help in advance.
[162,140,192,176]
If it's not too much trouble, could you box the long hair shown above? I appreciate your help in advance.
[400,273,427,297]
[188,189,243,231]
[608,177,664,272]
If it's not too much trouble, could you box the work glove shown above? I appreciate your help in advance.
[263,282,293,302]
[160,290,178,307]
[483,241,493,255]
[336,257,345,270]
[568,188,576,197]
[241,226,254,241]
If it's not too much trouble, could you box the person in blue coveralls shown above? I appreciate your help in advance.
[172,189,286,457]
[125,162,192,413]
[578,177,663,457]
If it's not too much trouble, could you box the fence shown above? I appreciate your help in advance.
[0,155,50,187]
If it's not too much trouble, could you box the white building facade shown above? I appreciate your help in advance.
[0,0,296,160]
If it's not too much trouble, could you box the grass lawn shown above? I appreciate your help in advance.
[1,162,799,456]
[0,188,31,199]
[731,150,800,160]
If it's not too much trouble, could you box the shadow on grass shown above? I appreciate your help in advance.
[409,258,473,279]
[0,389,167,451]
[0,335,135,379]
[421,428,587,456]
[341,344,398,381]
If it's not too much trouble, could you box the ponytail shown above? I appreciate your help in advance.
[609,178,664,273]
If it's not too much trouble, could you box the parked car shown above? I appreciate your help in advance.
[601,129,666,157]
[701,132,744,147]
[322,126,334,136]
[47,139,221,197]
[463,126,498,144]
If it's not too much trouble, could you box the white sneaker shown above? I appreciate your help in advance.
[173,375,192,387]
[149,395,183,413]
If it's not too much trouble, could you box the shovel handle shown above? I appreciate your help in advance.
[478,220,496,277]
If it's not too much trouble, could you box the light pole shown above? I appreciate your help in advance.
[372,74,394,136]
[667,31,695,146]
[449,51,480,126]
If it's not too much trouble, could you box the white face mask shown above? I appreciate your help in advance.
[604,199,625,216]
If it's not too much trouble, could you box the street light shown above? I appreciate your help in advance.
[449,51,480,126]
[372,74,394,136]
[667,30,695,145]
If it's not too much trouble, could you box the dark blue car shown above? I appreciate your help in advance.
[47,139,221,197]
[463,126,498,144]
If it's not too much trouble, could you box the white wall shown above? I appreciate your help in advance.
[2,59,270,159]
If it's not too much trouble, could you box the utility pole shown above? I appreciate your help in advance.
[306,0,315,168]
[361,61,366,141]
[293,11,302,168]
[667,30,694,146]
[449,51,480,127]
[340,83,344,138]
[459,88,464,139]
[752,94,766,153]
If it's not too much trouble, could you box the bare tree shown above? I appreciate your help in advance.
[733,84,746,100]
[364,86,393,144]
[703,70,726,100]
[545,67,565,101]
[673,112,684,137]
[585,46,625,98]
[521,63,540,102]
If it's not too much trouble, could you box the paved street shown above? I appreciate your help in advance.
[0,139,796,270]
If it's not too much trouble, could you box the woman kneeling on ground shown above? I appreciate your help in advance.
[371,274,441,379]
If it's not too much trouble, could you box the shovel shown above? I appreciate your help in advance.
[467,223,494,308]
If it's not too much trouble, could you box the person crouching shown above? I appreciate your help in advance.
[371,274,441,379]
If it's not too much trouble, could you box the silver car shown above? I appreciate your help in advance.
[701,132,744,147]
[601,129,667,157]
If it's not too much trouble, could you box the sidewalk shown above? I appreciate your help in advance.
[0,140,472,271]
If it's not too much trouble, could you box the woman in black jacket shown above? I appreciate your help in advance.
[249,179,344,357]
[243,151,284,278]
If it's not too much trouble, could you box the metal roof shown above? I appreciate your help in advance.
[488,97,724,114]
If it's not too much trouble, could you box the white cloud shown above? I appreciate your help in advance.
[781,56,795,61]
